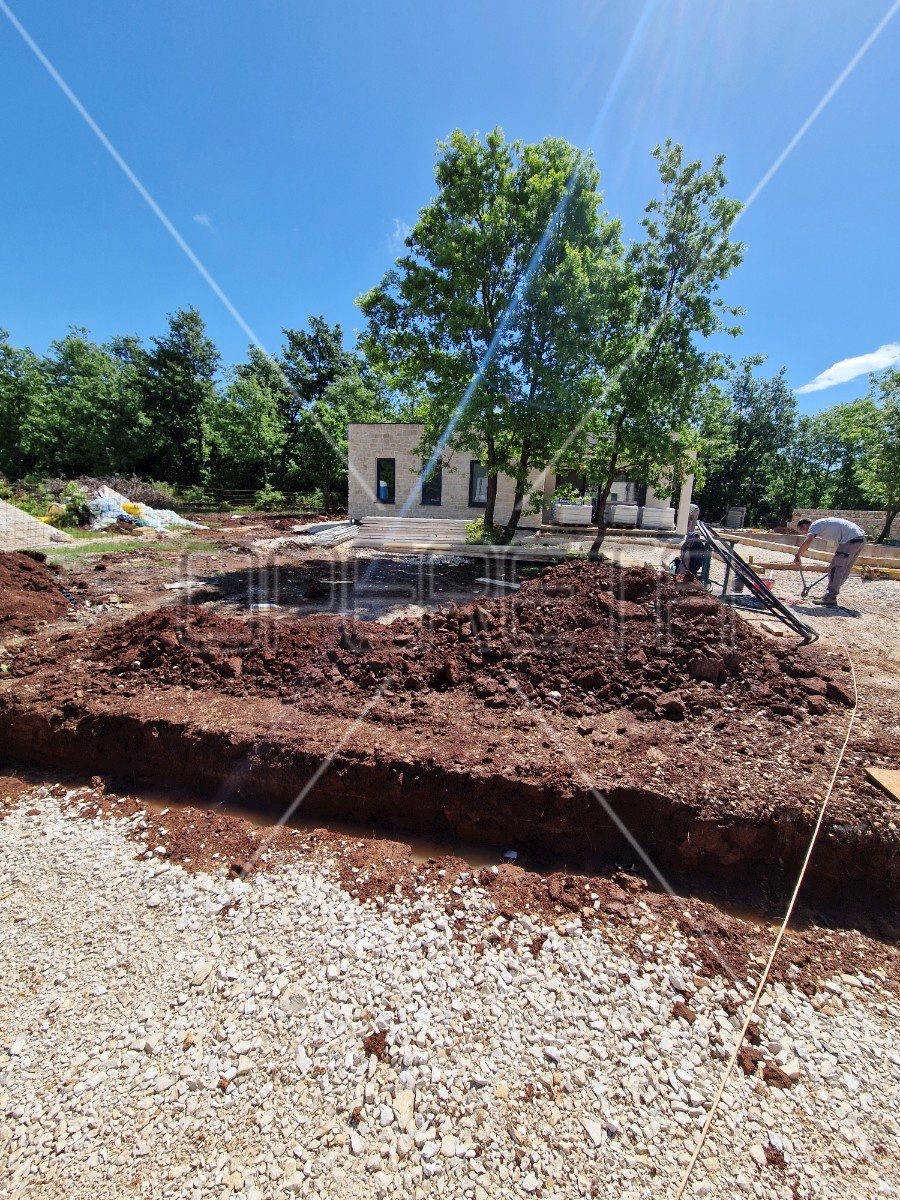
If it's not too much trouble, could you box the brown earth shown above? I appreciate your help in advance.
[25,562,856,724]
[0,551,70,634]
[2,563,897,918]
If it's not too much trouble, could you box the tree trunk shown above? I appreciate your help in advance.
[502,441,532,543]
[588,415,625,560]
[876,505,898,543]
[587,459,618,560]
[483,436,498,529]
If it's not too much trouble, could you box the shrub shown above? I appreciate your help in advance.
[465,517,505,544]
[54,482,93,528]
[177,484,212,508]
[70,476,178,508]
[253,484,286,511]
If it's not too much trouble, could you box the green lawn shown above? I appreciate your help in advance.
[44,532,221,564]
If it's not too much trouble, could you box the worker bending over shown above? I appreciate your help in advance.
[794,517,866,606]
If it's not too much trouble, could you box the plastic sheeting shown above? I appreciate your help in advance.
[87,485,206,532]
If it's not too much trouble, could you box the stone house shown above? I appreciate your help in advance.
[347,423,696,533]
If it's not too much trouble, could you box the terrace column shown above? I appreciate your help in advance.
[675,471,695,536]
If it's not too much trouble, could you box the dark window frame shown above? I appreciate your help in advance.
[376,457,396,505]
[468,459,488,508]
[421,461,442,506]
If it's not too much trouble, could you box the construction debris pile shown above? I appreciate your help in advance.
[81,563,853,722]
[0,551,70,635]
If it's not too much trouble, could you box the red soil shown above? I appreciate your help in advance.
[82,563,852,724]
[0,551,69,636]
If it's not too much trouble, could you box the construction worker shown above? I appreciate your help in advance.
[676,503,708,581]
[794,517,866,606]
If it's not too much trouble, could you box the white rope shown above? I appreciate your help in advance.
[673,644,859,1199]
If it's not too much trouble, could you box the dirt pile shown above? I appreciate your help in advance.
[0,551,69,635]
[92,608,342,692]
[86,562,852,723]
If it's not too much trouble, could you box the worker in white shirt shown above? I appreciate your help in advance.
[793,517,866,606]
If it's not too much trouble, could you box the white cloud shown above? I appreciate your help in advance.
[192,213,214,230]
[795,342,900,393]
[388,218,412,255]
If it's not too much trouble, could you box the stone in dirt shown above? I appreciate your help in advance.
[190,960,214,986]
[579,1118,605,1147]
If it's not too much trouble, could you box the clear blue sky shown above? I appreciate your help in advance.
[2,0,898,414]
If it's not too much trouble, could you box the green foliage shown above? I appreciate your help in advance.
[465,517,505,544]
[695,357,798,523]
[0,310,393,509]
[360,127,622,539]
[852,369,900,541]
[177,484,213,507]
[253,484,286,511]
[53,482,93,528]
[575,141,744,552]
[552,482,585,503]
[141,308,220,485]
[695,362,887,526]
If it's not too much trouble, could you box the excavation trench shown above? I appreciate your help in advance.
[1,692,894,921]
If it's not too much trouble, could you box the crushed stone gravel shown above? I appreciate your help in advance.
[1,787,897,1200]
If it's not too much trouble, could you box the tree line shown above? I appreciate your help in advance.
[696,357,900,541]
[0,311,394,507]
[1,127,897,541]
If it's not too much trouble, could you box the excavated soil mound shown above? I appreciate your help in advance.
[86,562,852,723]
[0,551,69,635]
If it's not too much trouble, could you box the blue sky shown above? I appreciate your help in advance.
[1,0,898,415]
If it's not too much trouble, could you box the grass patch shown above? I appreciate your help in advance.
[44,537,148,563]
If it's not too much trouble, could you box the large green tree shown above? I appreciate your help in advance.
[208,348,288,490]
[853,368,900,542]
[32,329,149,477]
[276,316,359,490]
[360,128,622,538]
[0,330,48,477]
[576,141,743,555]
[299,369,393,509]
[141,308,221,485]
[695,357,797,524]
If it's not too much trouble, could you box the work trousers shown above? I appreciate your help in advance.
[825,538,864,599]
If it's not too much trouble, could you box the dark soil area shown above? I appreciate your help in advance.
[0,551,70,635]
[2,561,897,916]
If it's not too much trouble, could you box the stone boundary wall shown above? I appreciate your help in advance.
[790,508,898,540]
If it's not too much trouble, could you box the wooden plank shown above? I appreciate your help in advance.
[351,542,572,561]
[865,767,900,802]
[719,530,900,572]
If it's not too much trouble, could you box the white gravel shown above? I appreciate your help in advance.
[1,791,897,1199]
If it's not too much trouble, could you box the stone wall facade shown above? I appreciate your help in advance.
[791,508,899,540]
[347,423,695,531]
[347,424,549,526]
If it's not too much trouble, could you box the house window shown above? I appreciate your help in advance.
[469,460,488,507]
[421,461,442,506]
[376,458,395,504]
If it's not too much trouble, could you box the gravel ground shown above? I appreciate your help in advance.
[1,788,897,1200]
